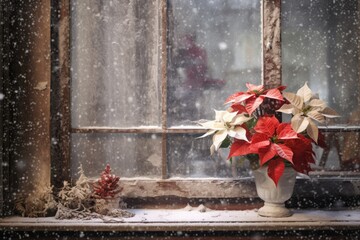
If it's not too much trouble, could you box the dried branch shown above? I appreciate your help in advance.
[57,165,94,211]
[15,186,57,217]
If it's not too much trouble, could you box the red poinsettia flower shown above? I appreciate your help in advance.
[250,116,298,164]
[228,115,299,185]
[250,116,299,185]
[225,83,285,115]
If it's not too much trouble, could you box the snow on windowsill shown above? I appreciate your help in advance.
[1,208,360,232]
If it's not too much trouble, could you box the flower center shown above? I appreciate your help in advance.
[252,89,263,97]
[271,136,278,143]
[302,105,312,115]
[225,122,232,130]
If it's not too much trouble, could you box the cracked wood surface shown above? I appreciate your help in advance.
[263,0,281,88]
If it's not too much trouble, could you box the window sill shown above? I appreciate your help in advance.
[1,208,360,232]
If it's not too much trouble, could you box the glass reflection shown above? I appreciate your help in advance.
[71,133,162,178]
[282,0,360,172]
[167,0,261,126]
[283,0,360,122]
[71,0,161,128]
[167,134,252,178]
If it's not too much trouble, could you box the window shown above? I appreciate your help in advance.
[69,0,261,182]
[1,0,359,213]
[53,0,360,203]
[70,0,164,178]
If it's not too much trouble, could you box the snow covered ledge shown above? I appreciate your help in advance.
[1,208,360,232]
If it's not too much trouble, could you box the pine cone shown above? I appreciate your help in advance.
[93,164,122,198]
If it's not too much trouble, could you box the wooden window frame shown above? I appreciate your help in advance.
[50,0,360,206]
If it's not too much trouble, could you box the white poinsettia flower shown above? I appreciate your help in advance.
[277,82,339,142]
[198,110,252,154]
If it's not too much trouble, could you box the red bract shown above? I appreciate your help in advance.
[227,116,299,185]
[250,116,298,167]
[285,134,316,175]
[225,83,285,115]
[227,125,255,159]
[267,157,285,186]
[93,164,122,198]
[229,104,247,114]
[228,139,254,159]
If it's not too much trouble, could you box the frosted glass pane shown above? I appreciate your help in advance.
[167,134,251,178]
[167,132,360,176]
[167,0,261,126]
[282,0,360,124]
[71,133,162,178]
[71,0,161,128]
[313,132,360,172]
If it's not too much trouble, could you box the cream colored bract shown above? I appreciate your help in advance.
[277,82,339,142]
[198,110,252,154]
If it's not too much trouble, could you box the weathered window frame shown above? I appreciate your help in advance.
[48,0,360,206]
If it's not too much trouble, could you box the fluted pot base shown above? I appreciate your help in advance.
[258,202,292,218]
[253,166,297,218]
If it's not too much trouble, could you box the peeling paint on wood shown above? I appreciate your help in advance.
[263,0,281,88]
[117,179,257,198]
[33,81,48,91]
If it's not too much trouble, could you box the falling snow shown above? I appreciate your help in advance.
[1,0,360,238]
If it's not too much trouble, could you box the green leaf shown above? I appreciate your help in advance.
[220,136,231,148]
[245,117,257,129]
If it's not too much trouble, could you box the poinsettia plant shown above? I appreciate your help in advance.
[198,82,339,186]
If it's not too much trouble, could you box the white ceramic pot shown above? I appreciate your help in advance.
[253,166,297,217]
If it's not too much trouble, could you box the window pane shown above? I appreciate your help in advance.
[167,134,251,178]
[282,0,360,173]
[71,133,162,178]
[71,0,161,128]
[313,132,360,172]
[167,0,261,126]
[282,0,360,124]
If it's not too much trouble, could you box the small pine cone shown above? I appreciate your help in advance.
[93,164,122,198]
